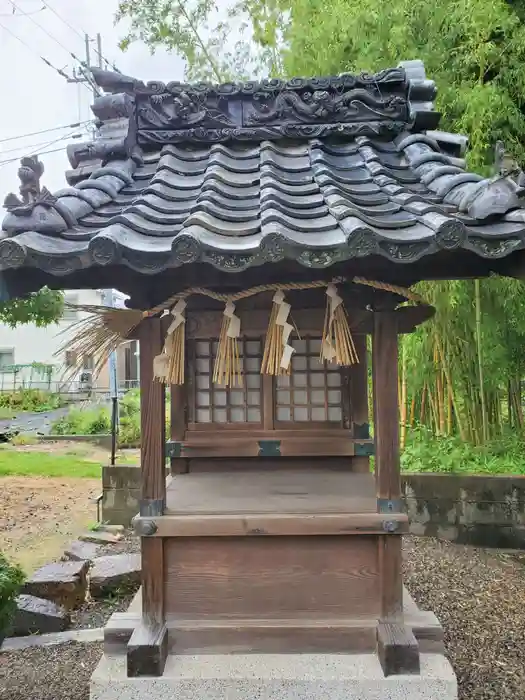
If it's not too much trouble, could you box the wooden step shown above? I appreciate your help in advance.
[105,613,379,654]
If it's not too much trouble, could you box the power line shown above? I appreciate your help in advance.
[0,144,70,167]
[7,0,86,67]
[0,130,81,167]
[0,132,84,155]
[0,17,75,81]
[40,0,121,72]
[0,0,45,16]
[0,121,92,146]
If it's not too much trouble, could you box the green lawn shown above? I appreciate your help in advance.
[0,450,102,478]
[0,407,16,419]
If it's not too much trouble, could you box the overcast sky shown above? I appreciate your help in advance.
[0,0,186,198]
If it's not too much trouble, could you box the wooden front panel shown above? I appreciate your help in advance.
[164,535,380,620]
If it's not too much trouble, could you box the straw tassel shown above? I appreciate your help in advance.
[213,301,242,386]
[321,283,359,366]
[261,290,295,375]
[154,300,186,384]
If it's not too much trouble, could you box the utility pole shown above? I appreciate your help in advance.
[67,32,102,133]
[70,33,120,462]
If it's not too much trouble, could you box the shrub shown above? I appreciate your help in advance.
[0,553,24,639]
[0,389,65,413]
[50,389,171,449]
[52,407,111,436]
[401,426,525,475]
[10,433,38,447]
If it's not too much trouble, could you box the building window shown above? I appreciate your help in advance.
[191,338,262,424]
[188,336,343,428]
[65,351,78,368]
[82,354,94,371]
[0,349,14,368]
[275,338,343,424]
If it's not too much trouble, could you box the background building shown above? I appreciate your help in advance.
[0,289,139,394]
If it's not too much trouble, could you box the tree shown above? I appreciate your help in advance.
[0,287,64,328]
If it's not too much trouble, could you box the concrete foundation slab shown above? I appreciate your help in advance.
[90,652,457,700]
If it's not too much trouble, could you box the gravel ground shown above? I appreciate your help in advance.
[71,592,136,630]
[3,536,525,700]
[404,536,525,700]
[0,642,103,700]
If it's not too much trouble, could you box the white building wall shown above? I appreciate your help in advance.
[0,289,113,392]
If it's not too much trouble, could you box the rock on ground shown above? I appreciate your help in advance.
[63,540,103,563]
[23,560,89,610]
[11,595,70,636]
[89,554,141,598]
[79,531,121,545]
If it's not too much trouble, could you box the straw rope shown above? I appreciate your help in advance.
[57,276,427,380]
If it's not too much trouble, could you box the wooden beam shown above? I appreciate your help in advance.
[139,317,166,516]
[127,617,168,677]
[170,384,188,475]
[128,318,168,678]
[349,334,369,473]
[132,512,409,538]
[377,622,420,676]
[372,312,400,503]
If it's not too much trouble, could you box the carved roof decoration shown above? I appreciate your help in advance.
[2,59,525,281]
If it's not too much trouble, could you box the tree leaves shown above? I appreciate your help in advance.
[0,288,64,328]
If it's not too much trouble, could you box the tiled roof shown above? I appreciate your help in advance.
[2,60,525,277]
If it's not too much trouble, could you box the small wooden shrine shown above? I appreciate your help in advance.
[3,59,525,683]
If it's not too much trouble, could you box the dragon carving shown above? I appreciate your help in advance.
[137,90,235,130]
[247,88,407,124]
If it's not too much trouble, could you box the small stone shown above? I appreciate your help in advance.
[89,554,141,598]
[98,524,126,535]
[79,531,122,545]
[63,540,103,562]
[11,594,70,636]
[23,560,89,610]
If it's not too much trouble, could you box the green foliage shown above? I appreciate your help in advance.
[402,426,525,474]
[0,451,102,478]
[51,389,170,448]
[0,389,65,414]
[0,288,64,328]
[118,389,141,448]
[116,0,267,81]
[239,0,525,171]
[0,553,25,636]
[10,433,38,447]
[52,407,112,437]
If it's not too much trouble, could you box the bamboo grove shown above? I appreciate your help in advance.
[397,278,525,447]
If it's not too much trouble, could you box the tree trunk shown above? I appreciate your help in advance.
[474,279,489,444]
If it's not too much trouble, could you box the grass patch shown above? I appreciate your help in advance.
[0,450,102,478]
[0,407,15,419]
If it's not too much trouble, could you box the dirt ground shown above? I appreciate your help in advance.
[0,440,138,573]
[0,475,101,573]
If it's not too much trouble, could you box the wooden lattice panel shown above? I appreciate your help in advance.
[192,339,263,424]
[276,338,343,424]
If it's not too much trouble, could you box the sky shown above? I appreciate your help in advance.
[0,0,186,198]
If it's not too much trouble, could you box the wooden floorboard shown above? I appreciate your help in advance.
[165,469,376,515]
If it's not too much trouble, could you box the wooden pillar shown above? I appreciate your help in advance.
[127,317,168,677]
[170,384,188,474]
[372,311,420,677]
[349,334,369,472]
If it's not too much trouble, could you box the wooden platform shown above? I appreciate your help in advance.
[165,469,377,515]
